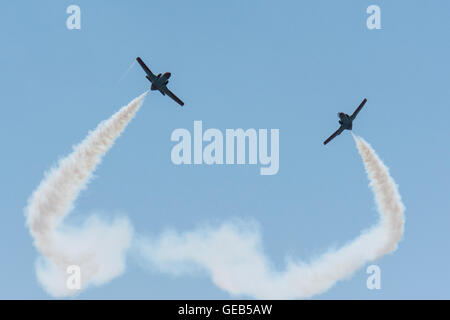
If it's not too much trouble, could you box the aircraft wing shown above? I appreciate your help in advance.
[162,87,184,106]
[136,57,157,82]
[323,126,344,145]
[350,98,367,120]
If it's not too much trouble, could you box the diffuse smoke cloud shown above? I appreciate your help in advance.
[25,92,147,297]
[138,135,405,299]
[25,92,405,299]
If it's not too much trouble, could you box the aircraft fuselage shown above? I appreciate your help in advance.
[137,56,184,106]
[149,72,172,94]
[338,112,353,130]
[323,98,366,145]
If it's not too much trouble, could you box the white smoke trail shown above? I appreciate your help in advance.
[138,135,405,299]
[25,92,147,297]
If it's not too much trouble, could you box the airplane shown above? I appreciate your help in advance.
[323,98,367,145]
[136,57,184,106]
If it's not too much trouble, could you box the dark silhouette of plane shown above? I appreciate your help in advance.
[136,57,184,106]
[323,98,367,145]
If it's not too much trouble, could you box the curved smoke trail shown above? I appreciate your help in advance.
[25,96,404,299]
[138,135,405,299]
[25,92,147,297]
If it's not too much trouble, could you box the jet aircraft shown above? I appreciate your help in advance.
[136,57,184,106]
[323,98,367,145]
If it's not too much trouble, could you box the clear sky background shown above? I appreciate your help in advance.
[1,0,449,299]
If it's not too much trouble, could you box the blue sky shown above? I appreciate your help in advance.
[1,0,450,299]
